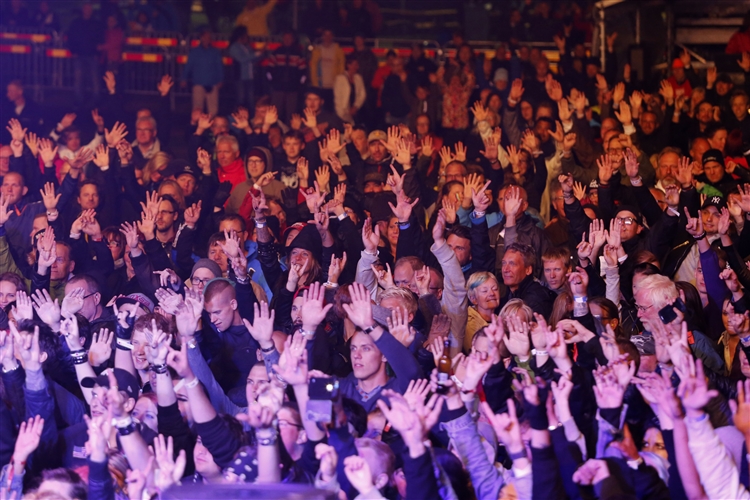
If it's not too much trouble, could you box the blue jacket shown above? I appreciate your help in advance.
[182,45,224,87]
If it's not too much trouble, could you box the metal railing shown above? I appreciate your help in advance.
[0,25,591,103]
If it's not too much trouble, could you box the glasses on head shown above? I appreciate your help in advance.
[616,217,636,226]
[191,277,211,286]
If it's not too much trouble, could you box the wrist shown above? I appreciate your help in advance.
[406,439,426,459]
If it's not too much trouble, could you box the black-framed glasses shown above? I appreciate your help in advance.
[191,277,211,286]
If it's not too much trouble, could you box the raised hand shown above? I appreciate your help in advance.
[91,109,105,131]
[343,455,377,496]
[314,164,330,192]
[6,118,27,142]
[137,209,156,240]
[328,252,347,285]
[678,358,718,418]
[12,324,43,371]
[104,121,127,148]
[387,307,416,348]
[12,415,45,464]
[92,143,109,169]
[243,301,275,350]
[116,141,133,164]
[438,145,454,167]
[388,190,419,224]
[362,217,380,254]
[31,289,60,328]
[509,78,525,102]
[13,290,33,321]
[61,287,85,318]
[301,107,317,129]
[684,207,705,239]
[38,182,60,214]
[504,315,530,358]
[341,282,375,331]
[371,262,394,290]
[38,138,58,166]
[89,328,114,367]
[597,154,614,184]
[592,365,625,409]
[471,180,492,213]
[624,148,639,178]
[301,282,333,332]
[103,71,116,93]
[454,141,467,162]
[421,135,434,157]
[153,434,186,492]
[69,147,94,170]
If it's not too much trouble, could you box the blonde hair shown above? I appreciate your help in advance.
[158,179,186,209]
[141,151,170,185]
[467,272,499,304]
[638,274,678,310]
[499,298,533,324]
[378,286,418,316]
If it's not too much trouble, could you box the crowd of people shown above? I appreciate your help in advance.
[4,0,750,498]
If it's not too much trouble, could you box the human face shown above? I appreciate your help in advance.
[708,129,727,153]
[501,251,530,290]
[589,302,619,331]
[701,206,720,235]
[64,131,81,152]
[90,385,109,418]
[136,122,156,147]
[155,200,177,232]
[289,247,312,270]
[429,269,443,300]
[0,280,17,309]
[543,258,568,290]
[352,129,368,155]
[172,380,193,424]
[215,141,238,168]
[634,288,659,329]
[369,140,387,162]
[442,183,463,207]
[350,331,384,380]
[305,93,322,113]
[51,243,73,281]
[641,427,667,461]
[194,437,221,477]
[208,243,228,273]
[190,267,216,293]
[447,234,471,266]
[690,138,710,164]
[520,101,533,122]
[416,116,430,137]
[278,407,305,457]
[732,95,749,121]
[131,328,150,370]
[639,112,658,135]
[6,83,22,102]
[445,162,466,183]
[246,363,270,403]
[2,173,26,206]
[205,292,236,332]
[246,155,266,179]
[282,137,302,160]
[211,117,229,137]
[695,262,706,294]
[36,480,77,500]
[656,152,679,181]
[133,397,158,432]
[0,146,10,175]
[393,264,416,292]
[472,277,500,311]
[76,183,99,210]
[291,295,304,327]
[697,102,713,124]
[176,173,196,197]
[615,211,640,242]
[386,218,399,247]
[703,161,724,184]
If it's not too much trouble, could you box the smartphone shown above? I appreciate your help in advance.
[658,298,686,324]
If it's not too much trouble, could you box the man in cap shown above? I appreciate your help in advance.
[698,149,750,196]
[364,130,392,174]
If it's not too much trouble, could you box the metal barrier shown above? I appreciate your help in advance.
[0,25,589,102]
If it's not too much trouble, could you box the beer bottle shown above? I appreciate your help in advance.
[437,338,452,394]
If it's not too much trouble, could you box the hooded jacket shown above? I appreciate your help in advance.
[226,146,286,214]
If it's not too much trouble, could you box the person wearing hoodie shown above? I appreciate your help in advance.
[225,146,285,214]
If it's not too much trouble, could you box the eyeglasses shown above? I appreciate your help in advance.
[616,217,637,226]
[157,210,176,217]
[635,304,652,312]
[107,240,122,248]
[191,277,211,286]
[277,419,303,429]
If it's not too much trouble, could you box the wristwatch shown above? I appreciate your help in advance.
[362,324,376,335]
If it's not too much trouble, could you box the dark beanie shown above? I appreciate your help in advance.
[702,148,724,167]
[287,224,322,260]
[615,204,642,225]
[191,258,222,279]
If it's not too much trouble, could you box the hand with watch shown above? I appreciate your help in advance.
[480,398,530,467]
[341,283,382,340]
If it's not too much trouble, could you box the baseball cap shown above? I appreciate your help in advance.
[493,67,509,82]
[701,194,727,211]
[589,179,599,190]
[367,130,387,143]
[162,159,190,179]
[115,293,154,313]
[176,164,198,181]
[702,149,725,168]
[81,368,140,401]
[615,204,642,225]
[363,171,386,185]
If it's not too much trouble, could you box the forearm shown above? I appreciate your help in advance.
[255,430,282,483]
[186,377,218,423]
[292,383,325,441]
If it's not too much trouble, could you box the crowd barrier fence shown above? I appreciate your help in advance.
[0,26,587,104]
